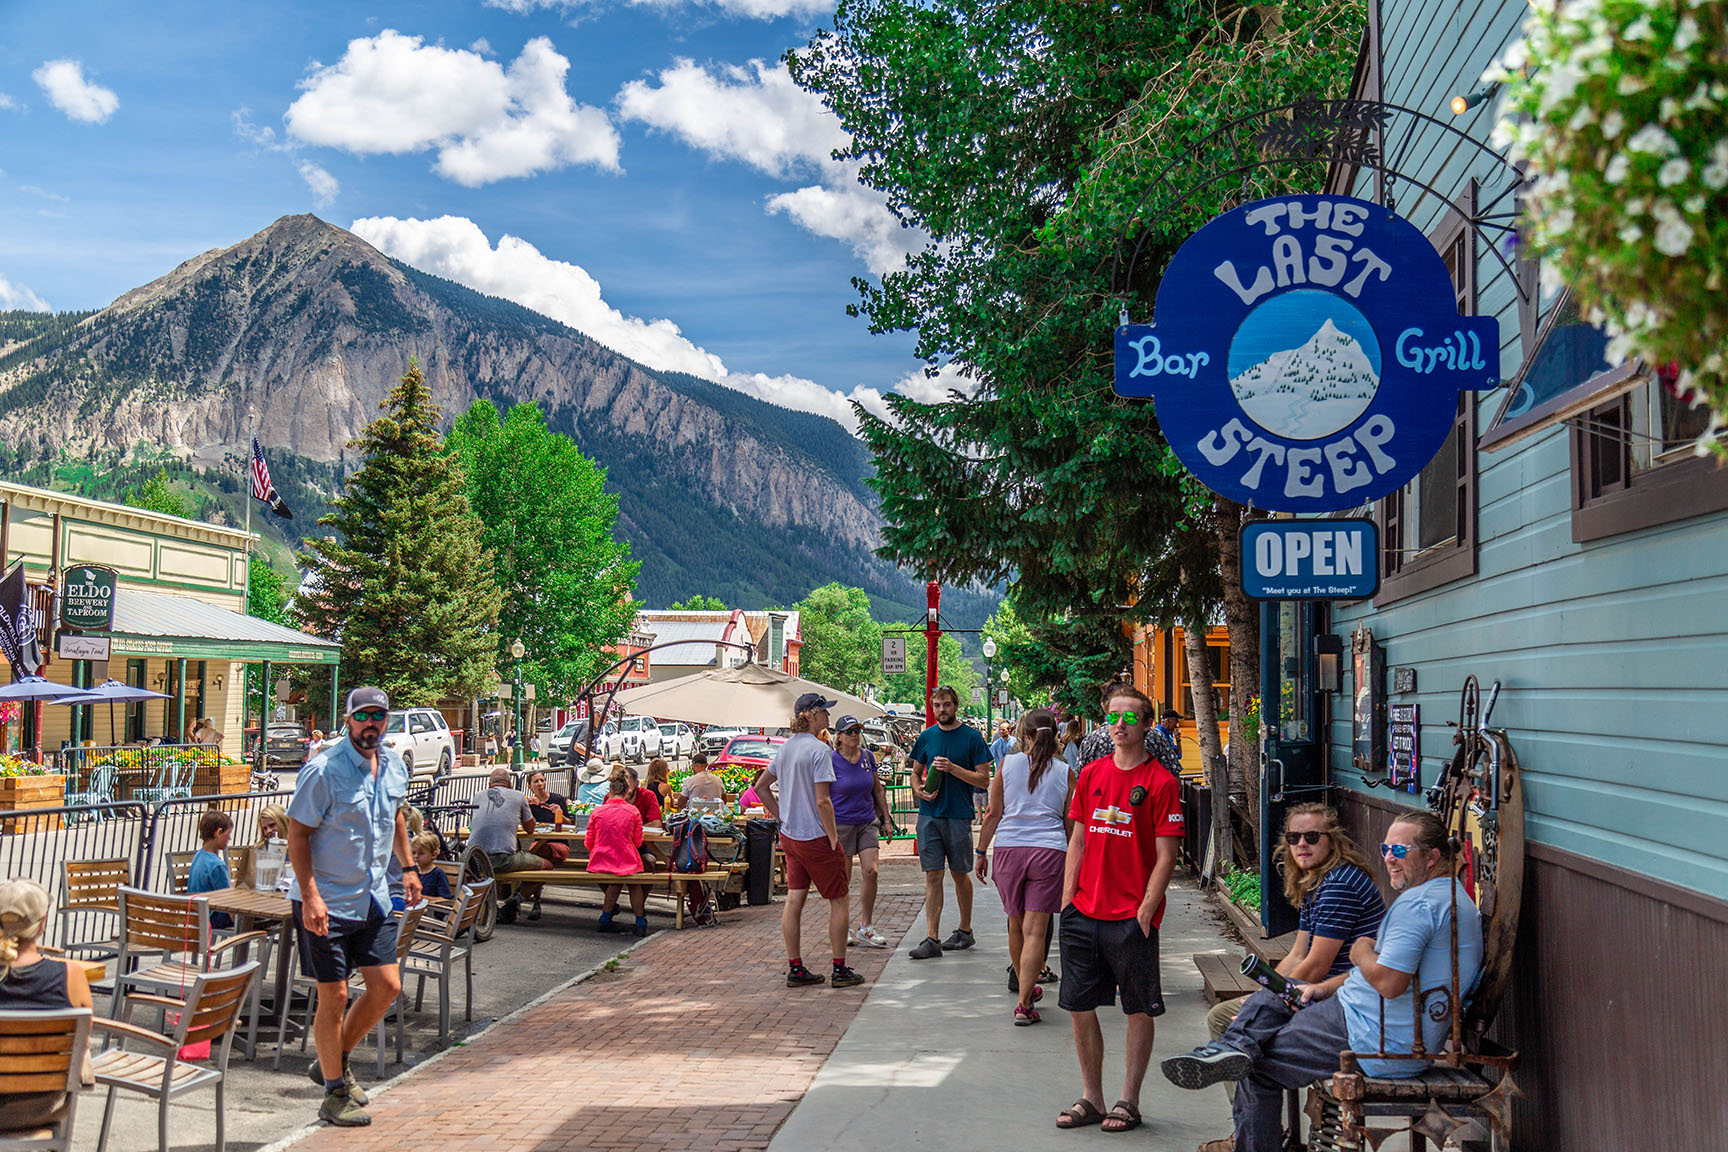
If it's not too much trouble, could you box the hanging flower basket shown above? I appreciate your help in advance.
[1492,0,1728,455]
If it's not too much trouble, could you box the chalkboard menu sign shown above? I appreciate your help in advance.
[1389,702,1420,792]
[1351,626,1384,775]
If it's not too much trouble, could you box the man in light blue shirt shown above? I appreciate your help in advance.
[287,686,419,1128]
[1161,811,1482,1152]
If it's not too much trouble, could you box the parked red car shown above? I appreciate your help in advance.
[712,734,787,776]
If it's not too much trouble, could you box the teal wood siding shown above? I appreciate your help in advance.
[1326,0,1728,901]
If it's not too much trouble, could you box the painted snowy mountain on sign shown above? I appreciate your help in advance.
[1229,319,1381,439]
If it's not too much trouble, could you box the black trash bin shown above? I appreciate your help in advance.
[746,818,780,906]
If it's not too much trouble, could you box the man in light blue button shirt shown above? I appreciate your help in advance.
[287,686,419,1127]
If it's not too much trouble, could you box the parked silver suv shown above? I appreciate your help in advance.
[381,708,456,781]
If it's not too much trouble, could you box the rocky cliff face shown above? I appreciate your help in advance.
[0,214,880,560]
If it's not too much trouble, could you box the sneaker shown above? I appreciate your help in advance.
[526,897,542,922]
[596,916,620,933]
[908,936,944,960]
[1007,965,1019,993]
[1014,1003,1041,1026]
[1161,1043,1252,1091]
[847,927,857,946]
[319,1088,371,1127]
[497,897,519,925]
[787,965,826,988]
[632,921,649,938]
[940,928,976,951]
[856,925,888,948]
[308,1059,368,1107]
[831,966,866,988]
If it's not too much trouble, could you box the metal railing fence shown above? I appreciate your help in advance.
[0,802,151,950]
[55,743,229,798]
[138,789,294,894]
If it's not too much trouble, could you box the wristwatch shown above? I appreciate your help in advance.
[975,848,987,855]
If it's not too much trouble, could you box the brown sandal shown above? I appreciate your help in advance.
[1102,1101,1142,1133]
[1056,1099,1105,1129]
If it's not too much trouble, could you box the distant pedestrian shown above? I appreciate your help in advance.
[990,720,1017,765]
[1054,683,1183,1134]
[753,692,864,989]
[907,685,994,960]
[977,708,1072,1025]
[1147,708,1183,775]
[470,767,551,924]
[287,686,420,1128]
[1061,719,1085,772]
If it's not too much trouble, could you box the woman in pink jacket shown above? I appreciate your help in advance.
[585,771,648,936]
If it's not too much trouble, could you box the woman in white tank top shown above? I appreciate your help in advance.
[978,708,1074,1025]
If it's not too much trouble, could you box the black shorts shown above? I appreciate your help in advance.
[1057,906,1165,1017]
[293,899,399,984]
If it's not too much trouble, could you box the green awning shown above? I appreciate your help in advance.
[89,586,341,665]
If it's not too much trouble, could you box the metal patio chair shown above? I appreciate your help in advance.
[55,860,132,961]
[90,961,260,1152]
[0,1007,94,1152]
[108,888,264,1024]
[131,759,193,805]
[64,765,118,824]
[402,880,491,1047]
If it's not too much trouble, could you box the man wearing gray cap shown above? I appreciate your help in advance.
[752,691,865,989]
[287,686,420,1127]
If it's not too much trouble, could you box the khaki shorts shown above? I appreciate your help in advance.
[836,821,881,856]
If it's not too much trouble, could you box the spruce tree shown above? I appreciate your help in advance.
[299,361,503,705]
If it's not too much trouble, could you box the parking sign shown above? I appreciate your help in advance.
[882,636,906,675]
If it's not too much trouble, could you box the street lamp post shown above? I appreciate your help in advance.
[999,668,1011,722]
[510,638,526,769]
[981,637,997,734]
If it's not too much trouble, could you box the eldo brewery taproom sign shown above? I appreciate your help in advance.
[60,565,118,631]
[1114,194,1499,514]
[1240,519,1379,600]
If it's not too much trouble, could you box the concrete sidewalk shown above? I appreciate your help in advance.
[769,876,1236,1151]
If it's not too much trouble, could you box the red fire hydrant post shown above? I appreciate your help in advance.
[925,580,941,725]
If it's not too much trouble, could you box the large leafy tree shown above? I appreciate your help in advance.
[669,595,727,611]
[299,362,502,705]
[447,400,638,702]
[794,583,883,694]
[126,469,191,519]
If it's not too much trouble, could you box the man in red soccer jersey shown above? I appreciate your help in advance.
[1053,683,1184,1135]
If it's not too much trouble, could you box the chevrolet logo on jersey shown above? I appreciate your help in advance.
[1091,805,1134,826]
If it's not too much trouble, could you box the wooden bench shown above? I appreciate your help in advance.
[490,868,733,929]
[1193,952,1264,1006]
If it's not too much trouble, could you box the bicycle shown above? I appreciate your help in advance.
[413,801,499,942]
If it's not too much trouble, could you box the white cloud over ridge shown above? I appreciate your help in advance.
[351,214,966,430]
[32,60,118,124]
[0,273,49,312]
[286,31,619,186]
[616,59,920,275]
[487,0,831,21]
[297,161,339,207]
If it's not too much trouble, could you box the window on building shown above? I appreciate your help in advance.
[1376,194,1479,602]
[1571,364,1728,540]
[125,659,147,744]
[1175,632,1230,722]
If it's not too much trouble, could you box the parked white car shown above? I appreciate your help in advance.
[381,708,456,780]
[698,726,748,756]
[548,718,592,764]
[597,715,662,763]
[656,721,695,758]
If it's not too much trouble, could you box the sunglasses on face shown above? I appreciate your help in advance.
[1285,830,1327,846]
[1104,711,1142,726]
[1380,842,1413,859]
[351,710,388,723]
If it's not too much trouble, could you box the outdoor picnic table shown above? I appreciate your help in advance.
[203,885,294,1060]
[521,825,675,867]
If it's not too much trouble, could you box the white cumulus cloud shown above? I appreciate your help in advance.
[350,214,951,429]
[0,273,50,312]
[0,93,18,111]
[487,0,831,20]
[286,31,620,186]
[32,59,118,124]
[298,160,339,207]
[616,59,918,275]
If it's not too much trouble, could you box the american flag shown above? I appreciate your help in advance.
[251,437,293,519]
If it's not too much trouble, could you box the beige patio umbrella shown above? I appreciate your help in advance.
[611,664,884,729]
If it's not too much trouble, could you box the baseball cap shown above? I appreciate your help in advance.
[834,715,864,732]
[795,691,837,715]
[345,686,389,715]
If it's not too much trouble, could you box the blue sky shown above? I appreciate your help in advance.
[0,0,953,427]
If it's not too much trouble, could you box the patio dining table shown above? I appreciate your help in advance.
[202,885,295,1061]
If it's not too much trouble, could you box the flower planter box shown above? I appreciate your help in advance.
[461,754,485,768]
[193,763,251,795]
[0,775,67,834]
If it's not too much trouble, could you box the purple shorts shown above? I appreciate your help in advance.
[992,846,1067,916]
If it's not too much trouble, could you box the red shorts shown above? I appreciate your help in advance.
[780,833,849,899]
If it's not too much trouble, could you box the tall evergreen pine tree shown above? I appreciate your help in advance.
[299,361,503,704]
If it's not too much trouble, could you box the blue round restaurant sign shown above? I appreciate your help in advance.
[1114,194,1500,514]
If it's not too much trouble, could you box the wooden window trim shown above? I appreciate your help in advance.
[1570,393,1728,542]
[1374,186,1480,606]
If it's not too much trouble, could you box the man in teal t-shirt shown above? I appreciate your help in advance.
[907,686,994,960]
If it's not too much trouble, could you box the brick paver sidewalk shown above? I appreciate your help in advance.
[294,890,922,1152]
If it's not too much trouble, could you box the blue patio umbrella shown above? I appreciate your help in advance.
[54,678,175,747]
[0,675,89,702]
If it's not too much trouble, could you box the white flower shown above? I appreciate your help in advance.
[1502,40,1529,71]
[1627,124,1680,155]
[1683,83,1716,112]
[1659,157,1691,187]
[1673,18,1700,51]
[1568,104,1598,131]
[1602,109,1626,138]
[1623,15,1655,40]
[1651,200,1694,256]
[1619,222,1645,244]
[1606,154,1631,183]
[1617,74,1649,96]
[1546,205,1576,235]
[1703,139,1728,189]
[1661,97,1682,122]
[1684,194,1706,214]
